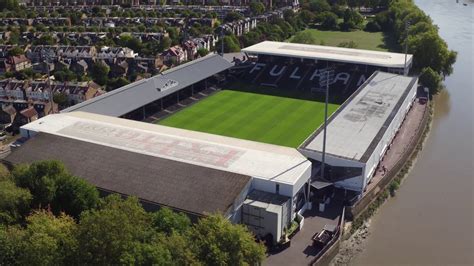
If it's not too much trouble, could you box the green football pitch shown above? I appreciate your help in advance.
[157,90,339,148]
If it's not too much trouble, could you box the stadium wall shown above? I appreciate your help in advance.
[363,78,418,187]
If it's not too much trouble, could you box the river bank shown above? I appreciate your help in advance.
[330,100,434,265]
[351,1,473,263]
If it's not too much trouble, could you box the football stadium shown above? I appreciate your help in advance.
[5,41,417,244]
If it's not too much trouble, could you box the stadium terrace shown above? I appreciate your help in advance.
[6,42,418,244]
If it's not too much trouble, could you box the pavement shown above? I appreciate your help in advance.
[265,200,343,266]
[364,100,427,193]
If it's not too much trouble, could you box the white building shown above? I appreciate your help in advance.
[299,71,418,192]
[16,111,312,242]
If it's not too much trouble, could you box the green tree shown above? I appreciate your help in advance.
[53,92,69,108]
[249,2,265,15]
[298,9,315,25]
[107,77,130,91]
[419,67,442,94]
[90,61,110,86]
[52,174,99,219]
[33,34,56,45]
[316,11,339,30]
[53,69,76,82]
[0,178,32,225]
[216,35,241,53]
[157,36,172,52]
[224,11,244,23]
[77,195,157,265]
[196,48,209,57]
[151,207,191,235]
[12,161,99,219]
[291,31,318,44]
[309,0,331,13]
[12,161,67,208]
[7,46,23,56]
[0,0,19,11]
[340,9,364,31]
[0,225,24,264]
[19,211,78,265]
[188,214,266,266]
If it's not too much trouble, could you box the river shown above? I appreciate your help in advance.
[351,0,474,265]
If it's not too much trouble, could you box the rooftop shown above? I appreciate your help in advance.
[21,111,311,185]
[301,71,417,162]
[6,133,251,216]
[242,41,413,69]
[61,54,233,117]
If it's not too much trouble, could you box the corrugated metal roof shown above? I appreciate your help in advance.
[61,54,233,117]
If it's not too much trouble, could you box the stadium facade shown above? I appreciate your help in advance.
[5,44,417,243]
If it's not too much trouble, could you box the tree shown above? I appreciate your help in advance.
[216,35,241,53]
[7,46,23,56]
[11,161,99,219]
[107,77,130,91]
[224,11,244,23]
[364,20,381,32]
[33,34,56,45]
[0,0,19,11]
[12,161,67,209]
[118,35,143,54]
[249,2,265,15]
[151,207,191,235]
[0,225,25,265]
[53,69,76,82]
[90,61,110,86]
[196,48,209,57]
[298,10,315,25]
[52,174,99,219]
[53,92,69,108]
[309,0,331,13]
[316,11,339,30]
[419,67,442,94]
[291,31,318,44]
[188,214,266,266]
[157,36,172,52]
[76,195,157,265]
[0,178,32,225]
[19,211,78,265]
[340,9,364,31]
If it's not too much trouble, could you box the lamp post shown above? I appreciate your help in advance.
[404,20,411,76]
[319,63,335,182]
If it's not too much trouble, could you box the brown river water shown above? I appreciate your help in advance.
[352,0,474,265]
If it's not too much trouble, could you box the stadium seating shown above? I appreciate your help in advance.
[240,59,380,104]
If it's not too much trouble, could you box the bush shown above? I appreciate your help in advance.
[419,67,442,94]
[365,20,381,32]
[338,41,358,48]
[316,11,339,30]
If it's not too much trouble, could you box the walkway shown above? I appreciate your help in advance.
[364,100,428,193]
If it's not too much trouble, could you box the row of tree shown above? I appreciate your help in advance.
[382,0,456,93]
[0,161,266,265]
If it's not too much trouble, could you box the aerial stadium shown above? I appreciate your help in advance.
[5,41,417,244]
